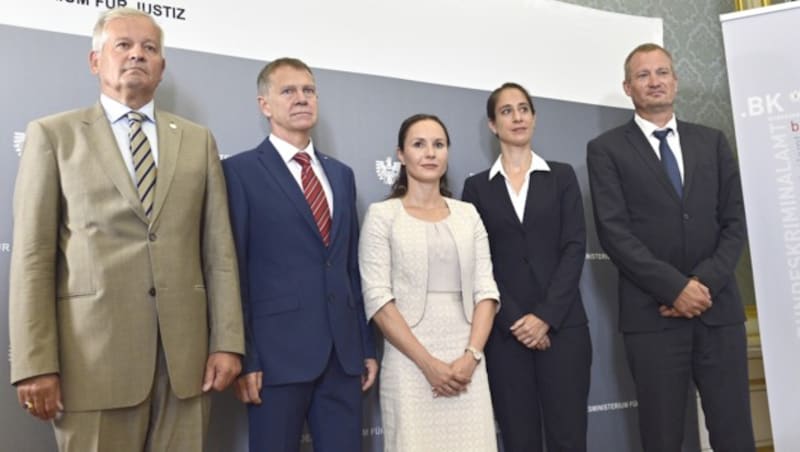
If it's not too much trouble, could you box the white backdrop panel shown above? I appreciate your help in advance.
[0,0,661,109]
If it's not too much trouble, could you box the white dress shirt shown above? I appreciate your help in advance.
[269,133,334,215]
[488,150,551,223]
[634,113,684,182]
[100,94,159,183]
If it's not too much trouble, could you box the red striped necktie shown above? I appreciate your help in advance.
[293,152,331,246]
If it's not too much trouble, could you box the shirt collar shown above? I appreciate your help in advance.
[634,113,679,138]
[488,149,550,181]
[100,94,155,124]
[269,133,316,165]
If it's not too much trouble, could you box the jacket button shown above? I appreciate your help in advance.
[149,287,156,297]
[149,233,157,242]
[683,213,690,221]
[328,294,335,303]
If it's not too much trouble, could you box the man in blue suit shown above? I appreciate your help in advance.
[223,57,378,452]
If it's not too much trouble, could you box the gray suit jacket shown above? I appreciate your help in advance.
[587,118,747,332]
[9,103,244,410]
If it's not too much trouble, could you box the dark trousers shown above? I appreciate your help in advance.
[247,349,362,452]
[624,320,755,452]
[487,325,592,452]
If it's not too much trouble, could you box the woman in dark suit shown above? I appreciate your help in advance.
[462,82,592,452]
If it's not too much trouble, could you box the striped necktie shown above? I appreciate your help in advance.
[293,152,331,246]
[128,111,157,218]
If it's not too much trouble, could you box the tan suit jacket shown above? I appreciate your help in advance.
[9,103,244,411]
[359,197,500,327]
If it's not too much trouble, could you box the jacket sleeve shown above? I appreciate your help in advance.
[468,204,500,306]
[222,160,260,373]
[9,120,61,384]
[346,173,376,359]
[202,131,245,356]
[688,131,747,295]
[358,203,396,322]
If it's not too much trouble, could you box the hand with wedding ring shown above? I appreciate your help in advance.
[16,373,63,420]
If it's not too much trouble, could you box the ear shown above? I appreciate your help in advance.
[158,58,166,82]
[623,79,632,97]
[257,96,272,119]
[89,50,100,75]
[487,119,497,136]
[396,147,405,165]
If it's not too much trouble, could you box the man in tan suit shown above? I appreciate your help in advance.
[8,8,244,451]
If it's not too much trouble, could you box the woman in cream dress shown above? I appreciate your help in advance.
[359,114,500,452]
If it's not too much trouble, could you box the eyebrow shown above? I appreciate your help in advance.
[498,102,528,109]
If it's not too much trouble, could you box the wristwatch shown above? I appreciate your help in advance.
[464,346,484,363]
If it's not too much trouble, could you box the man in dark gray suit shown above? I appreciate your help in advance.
[587,43,755,452]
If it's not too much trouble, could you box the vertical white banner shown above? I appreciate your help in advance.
[721,3,800,450]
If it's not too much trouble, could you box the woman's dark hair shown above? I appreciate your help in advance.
[486,82,536,121]
[389,114,452,199]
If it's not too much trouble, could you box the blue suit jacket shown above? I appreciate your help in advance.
[223,137,375,385]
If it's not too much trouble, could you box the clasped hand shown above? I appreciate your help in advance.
[422,354,477,398]
[660,279,712,319]
[511,314,551,350]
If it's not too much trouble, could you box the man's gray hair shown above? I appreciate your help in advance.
[91,8,163,53]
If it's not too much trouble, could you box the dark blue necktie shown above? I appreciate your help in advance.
[653,128,682,197]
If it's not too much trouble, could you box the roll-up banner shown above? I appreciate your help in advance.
[721,3,800,450]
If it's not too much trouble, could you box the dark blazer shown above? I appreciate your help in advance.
[462,161,588,334]
[223,137,375,385]
[586,119,747,333]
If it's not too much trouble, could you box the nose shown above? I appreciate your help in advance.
[293,91,312,105]
[128,45,145,61]
[424,145,437,158]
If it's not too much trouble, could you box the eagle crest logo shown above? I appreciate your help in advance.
[375,157,401,185]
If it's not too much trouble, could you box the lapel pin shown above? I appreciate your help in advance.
[169,122,177,129]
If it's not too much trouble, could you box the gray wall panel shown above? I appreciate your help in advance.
[1,23,678,451]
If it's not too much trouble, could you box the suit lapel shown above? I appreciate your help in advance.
[624,120,682,203]
[318,152,343,248]
[521,171,549,230]
[488,175,524,229]
[442,199,474,314]
[149,110,181,224]
[677,120,697,198]
[256,139,324,245]
[83,103,149,223]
